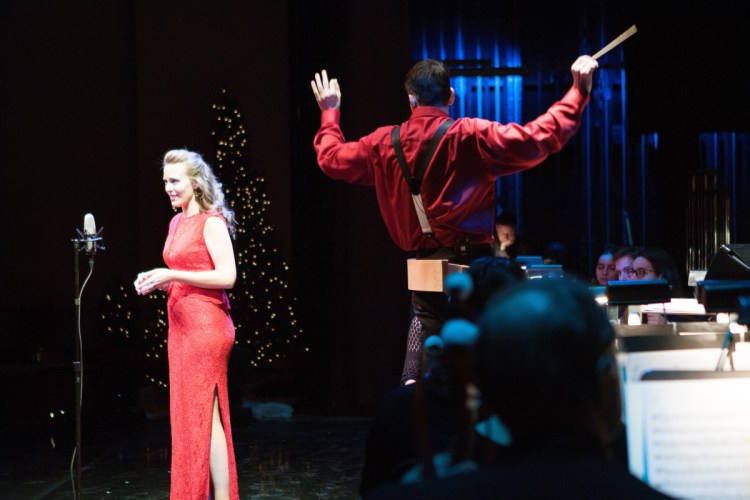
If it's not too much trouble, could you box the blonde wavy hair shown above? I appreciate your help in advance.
[163,149,236,237]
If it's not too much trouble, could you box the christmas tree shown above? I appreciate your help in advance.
[211,87,305,370]
[100,284,170,390]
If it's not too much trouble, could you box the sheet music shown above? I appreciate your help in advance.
[618,349,720,383]
[621,349,722,479]
[627,376,750,499]
[640,298,708,315]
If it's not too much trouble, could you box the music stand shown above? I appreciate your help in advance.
[513,255,543,270]
[525,264,563,280]
[696,280,750,314]
[695,280,750,370]
[704,244,750,280]
[606,279,671,306]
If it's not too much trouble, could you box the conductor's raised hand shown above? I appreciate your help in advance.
[311,70,341,111]
[570,56,598,96]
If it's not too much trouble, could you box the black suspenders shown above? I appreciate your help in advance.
[391,120,453,196]
[391,120,453,237]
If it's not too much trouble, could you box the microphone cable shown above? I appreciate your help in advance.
[70,255,94,500]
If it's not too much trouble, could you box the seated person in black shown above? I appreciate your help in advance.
[632,246,684,294]
[632,246,689,324]
[360,257,525,496]
[368,278,672,499]
[490,210,521,259]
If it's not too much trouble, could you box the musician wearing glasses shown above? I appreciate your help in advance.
[632,247,683,291]
[632,246,686,324]
[613,246,639,281]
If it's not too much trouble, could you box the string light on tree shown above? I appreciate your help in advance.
[100,286,170,388]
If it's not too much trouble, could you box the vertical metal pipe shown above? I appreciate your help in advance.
[620,68,628,244]
[584,104,593,272]
[732,132,737,239]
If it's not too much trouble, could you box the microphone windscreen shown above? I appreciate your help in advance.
[84,213,96,252]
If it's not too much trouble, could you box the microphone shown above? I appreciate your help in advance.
[84,213,97,254]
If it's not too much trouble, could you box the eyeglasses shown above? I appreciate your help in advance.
[633,268,657,278]
[617,268,635,277]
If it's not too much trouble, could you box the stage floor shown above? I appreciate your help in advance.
[1,412,369,499]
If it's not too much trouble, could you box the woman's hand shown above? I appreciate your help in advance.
[134,216,235,295]
[134,268,172,295]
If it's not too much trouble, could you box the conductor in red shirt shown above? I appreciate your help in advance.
[310,55,598,344]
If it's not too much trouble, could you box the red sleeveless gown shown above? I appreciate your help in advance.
[163,211,239,499]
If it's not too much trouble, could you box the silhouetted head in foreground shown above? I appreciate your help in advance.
[475,278,621,448]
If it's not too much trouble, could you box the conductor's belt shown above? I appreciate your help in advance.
[415,243,492,260]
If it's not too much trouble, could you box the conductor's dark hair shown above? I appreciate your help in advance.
[475,278,615,439]
[404,59,452,107]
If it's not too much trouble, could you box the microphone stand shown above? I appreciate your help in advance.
[70,228,103,499]
[71,238,84,499]
[716,295,750,372]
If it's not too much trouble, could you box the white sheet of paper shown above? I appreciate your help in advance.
[626,372,750,499]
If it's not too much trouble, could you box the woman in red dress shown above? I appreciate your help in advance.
[135,149,239,499]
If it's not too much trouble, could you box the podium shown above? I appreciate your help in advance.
[406,259,468,292]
